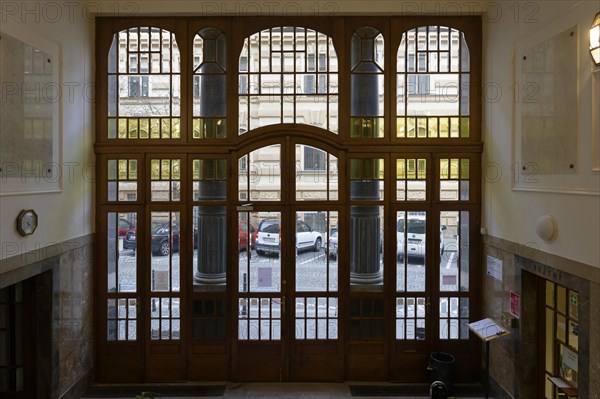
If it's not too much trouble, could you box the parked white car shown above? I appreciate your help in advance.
[255,219,323,256]
[397,214,445,260]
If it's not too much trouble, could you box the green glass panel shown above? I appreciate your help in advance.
[129,160,137,180]
[557,286,566,314]
[417,159,426,178]
[350,158,384,180]
[406,159,416,179]
[108,118,117,139]
[193,119,201,139]
[350,117,384,138]
[460,117,470,138]
[108,160,117,180]
[545,308,553,372]
[194,118,227,139]
[460,159,470,179]
[417,118,427,138]
[557,314,566,342]
[172,118,181,139]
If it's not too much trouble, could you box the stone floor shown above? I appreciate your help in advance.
[81,382,489,399]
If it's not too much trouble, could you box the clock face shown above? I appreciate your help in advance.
[17,209,37,236]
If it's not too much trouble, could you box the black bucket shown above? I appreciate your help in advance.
[427,352,455,395]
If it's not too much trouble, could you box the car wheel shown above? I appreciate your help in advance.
[256,249,265,256]
[313,237,322,252]
[158,241,170,256]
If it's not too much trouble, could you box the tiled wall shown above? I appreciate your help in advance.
[482,235,599,399]
[0,235,94,399]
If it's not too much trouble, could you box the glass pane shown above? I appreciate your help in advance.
[150,158,181,202]
[239,145,281,202]
[568,290,578,320]
[108,212,137,293]
[350,206,383,291]
[150,211,180,292]
[396,211,426,292]
[546,281,555,307]
[248,212,281,292]
[396,158,426,201]
[295,211,335,292]
[296,145,339,201]
[109,27,180,139]
[239,27,338,134]
[193,206,226,291]
[440,211,467,292]
[557,286,566,314]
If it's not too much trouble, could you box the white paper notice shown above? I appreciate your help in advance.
[486,255,503,282]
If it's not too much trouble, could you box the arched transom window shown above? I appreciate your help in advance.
[238,27,339,134]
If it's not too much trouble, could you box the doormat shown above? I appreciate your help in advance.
[83,385,225,397]
[349,384,484,397]
[349,385,428,397]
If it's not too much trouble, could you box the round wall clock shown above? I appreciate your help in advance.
[16,209,38,236]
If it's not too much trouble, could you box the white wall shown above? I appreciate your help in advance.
[482,0,600,268]
[0,1,94,261]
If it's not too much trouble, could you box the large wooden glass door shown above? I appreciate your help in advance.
[232,141,343,381]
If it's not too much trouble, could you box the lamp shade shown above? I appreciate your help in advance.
[591,12,600,65]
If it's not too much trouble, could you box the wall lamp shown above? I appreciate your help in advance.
[591,12,600,66]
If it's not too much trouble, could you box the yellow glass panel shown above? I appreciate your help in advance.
[150,118,161,139]
[108,160,117,180]
[128,118,139,139]
[546,281,555,307]
[139,118,149,139]
[193,119,201,139]
[556,314,566,343]
[545,308,554,373]
[417,118,427,138]
[557,286,566,314]
[118,118,127,138]
[397,118,406,138]
[161,159,171,180]
[460,159,470,179]
[407,117,416,138]
[118,160,128,180]
[569,291,578,320]
[129,160,137,180]
[428,117,438,137]
[396,159,406,179]
[193,159,200,180]
[171,118,181,139]
[440,159,449,179]
[161,119,171,139]
[172,160,180,180]
[151,160,160,180]
[450,159,459,179]
[439,117,449,138]
[450,117,459,138]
